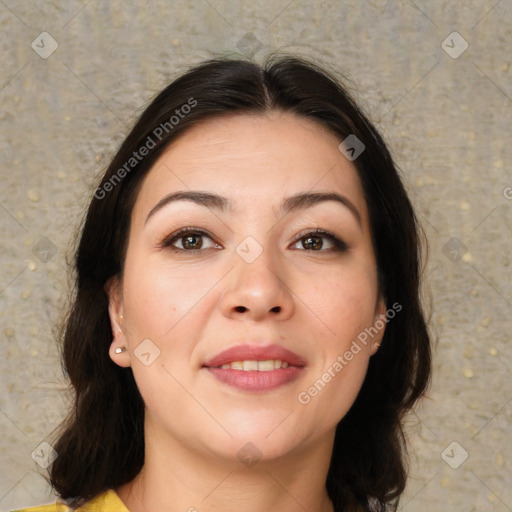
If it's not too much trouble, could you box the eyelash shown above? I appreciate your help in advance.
[159,227,348,253]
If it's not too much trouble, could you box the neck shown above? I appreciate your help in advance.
[116,418,336,512]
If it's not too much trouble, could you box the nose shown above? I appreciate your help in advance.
[219,245,295,322]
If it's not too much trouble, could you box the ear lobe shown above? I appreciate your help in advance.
[104,277,131,368]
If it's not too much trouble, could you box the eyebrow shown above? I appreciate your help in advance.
[145,190,362,229]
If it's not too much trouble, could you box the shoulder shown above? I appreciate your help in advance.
[10,504,70,512]
[11,489,130,512]
[77,489,130,511]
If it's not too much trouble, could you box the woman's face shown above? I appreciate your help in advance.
[107,112,386,463]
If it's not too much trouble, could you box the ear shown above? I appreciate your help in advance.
[104,276,131,368]
[370,295,387,356]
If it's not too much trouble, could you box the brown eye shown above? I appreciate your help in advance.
[180,234,202,250]
[291,229,348,252]
[161,228,220,252]
[301,235,324,250]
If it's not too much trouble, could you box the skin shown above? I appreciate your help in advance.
[106,112,386,512]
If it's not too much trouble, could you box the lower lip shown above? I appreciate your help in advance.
[204,366,303,391]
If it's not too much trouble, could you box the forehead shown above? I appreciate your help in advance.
[132,112,369,225]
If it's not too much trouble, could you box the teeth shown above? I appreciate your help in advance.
[257,360,274,371]
[243,360,259,371]
[216,360,291,371]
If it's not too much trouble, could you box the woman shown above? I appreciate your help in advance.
[14,53,432,512]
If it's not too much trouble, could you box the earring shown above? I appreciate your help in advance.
[374,343,381,350]
[115,346,127,354]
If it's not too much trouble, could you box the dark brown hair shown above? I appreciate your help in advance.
[49,53,432,512]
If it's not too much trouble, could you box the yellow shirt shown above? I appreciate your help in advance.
[11,489,130,512]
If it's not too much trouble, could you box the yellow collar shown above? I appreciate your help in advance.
[76,489,130,512]
[12,489,130,512]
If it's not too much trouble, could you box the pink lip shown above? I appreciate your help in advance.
[202,344,307,368]
[202,344,306,392]
[205,366,303,391]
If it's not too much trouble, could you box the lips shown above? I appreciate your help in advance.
[202,344,307,368]
[203,343,306,392]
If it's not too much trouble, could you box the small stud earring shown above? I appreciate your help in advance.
[115,346,127,354]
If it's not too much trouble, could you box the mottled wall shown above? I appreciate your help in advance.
[1,1,511,511]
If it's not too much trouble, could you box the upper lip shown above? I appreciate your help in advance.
[203,344,307,368]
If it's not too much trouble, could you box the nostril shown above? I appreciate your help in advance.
[234,306,247,312]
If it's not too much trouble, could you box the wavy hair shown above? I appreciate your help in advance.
[49,53,432,512]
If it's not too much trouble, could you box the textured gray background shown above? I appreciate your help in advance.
[1,1,511,511]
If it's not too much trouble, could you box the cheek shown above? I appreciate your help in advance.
[301,266,378,420]
[121,257,217,338]
[302,264,379,342]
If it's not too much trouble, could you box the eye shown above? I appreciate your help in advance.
[160,227,221,252]
[159,227,347,253]
[291,228,348,252]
